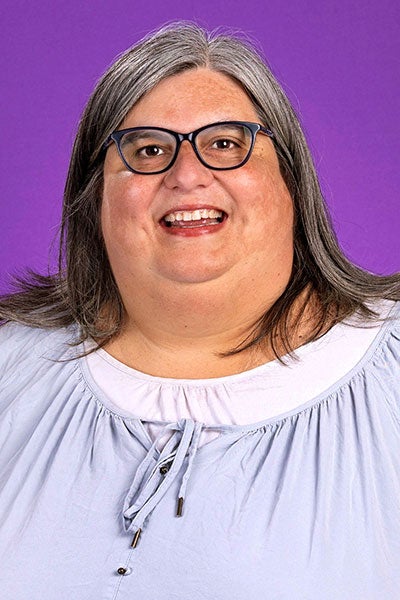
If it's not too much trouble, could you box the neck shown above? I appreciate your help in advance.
[102,274,316,379]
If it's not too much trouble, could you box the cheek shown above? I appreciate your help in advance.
[101,174,154,235]
[262,176,293,232]
[238,159,294,232]
[231,160,294,268]
[102,175,136,220]
[100,176,152,265]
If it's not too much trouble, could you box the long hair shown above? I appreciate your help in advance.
[1,22,399,357]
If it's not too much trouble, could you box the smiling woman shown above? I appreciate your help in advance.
[0,21,400,600]
[100,67,294,365]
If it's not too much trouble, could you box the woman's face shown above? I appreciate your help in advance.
[101,68,294,296]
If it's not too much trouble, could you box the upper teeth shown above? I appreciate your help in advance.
[164,209,223,222]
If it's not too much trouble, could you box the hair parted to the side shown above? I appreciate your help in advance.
[1,21,399,357]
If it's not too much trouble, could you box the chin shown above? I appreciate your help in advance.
[159,264,229,285]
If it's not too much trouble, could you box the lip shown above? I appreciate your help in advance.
[159,204,227,237]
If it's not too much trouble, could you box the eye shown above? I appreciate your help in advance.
[210,138,240,150]
[136,145,165,157]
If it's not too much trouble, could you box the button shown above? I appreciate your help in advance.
[159,461,172,475]
[117,567,132,576]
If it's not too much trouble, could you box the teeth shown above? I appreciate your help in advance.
[164,209,223,222]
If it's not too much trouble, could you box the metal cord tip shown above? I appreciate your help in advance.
[131,528,142,548]
[177,496,184,517]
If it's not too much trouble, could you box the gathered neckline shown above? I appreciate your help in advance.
[76,304,398,440]
[85,309,385,387]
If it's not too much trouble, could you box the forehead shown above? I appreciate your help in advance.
[121,68,259,130]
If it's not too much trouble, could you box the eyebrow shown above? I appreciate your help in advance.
[125,130,171,138]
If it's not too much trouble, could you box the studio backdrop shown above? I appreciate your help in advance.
[1,0,399,293]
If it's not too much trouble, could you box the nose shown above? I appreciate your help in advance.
[163,140,214,191]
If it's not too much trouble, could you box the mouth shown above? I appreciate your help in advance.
[160,208,226,230]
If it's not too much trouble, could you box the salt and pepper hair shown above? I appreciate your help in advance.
[1,22,398,356]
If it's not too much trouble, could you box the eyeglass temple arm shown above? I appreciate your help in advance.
[103,135,114,150]
[260,126,274,138]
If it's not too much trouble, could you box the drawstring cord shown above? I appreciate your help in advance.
[176,421,202,516]
[123,419,203,547]
[123,425,181,518]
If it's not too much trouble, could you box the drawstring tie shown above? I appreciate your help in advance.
[123,419,203,547]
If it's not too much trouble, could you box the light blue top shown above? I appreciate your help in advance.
[0,307,400,600]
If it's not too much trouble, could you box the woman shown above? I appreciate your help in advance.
[0,22,399,600]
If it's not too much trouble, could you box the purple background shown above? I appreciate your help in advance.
[1,0,399,293]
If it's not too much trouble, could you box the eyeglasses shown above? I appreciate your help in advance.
[104,121,274,175]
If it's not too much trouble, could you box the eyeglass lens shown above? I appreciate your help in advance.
[118,123,254,173]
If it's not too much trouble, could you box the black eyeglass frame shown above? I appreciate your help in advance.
[103,121,275,175]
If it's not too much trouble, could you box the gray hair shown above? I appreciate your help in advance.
[1,22,398,355]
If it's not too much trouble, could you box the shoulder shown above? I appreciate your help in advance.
[345,298,400,338]
[376,300,400,366]
[368,299,400,348]
[0,321,79,385]
[356,300,400,365]
[350,300,400,408]
[316,300,400,407]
